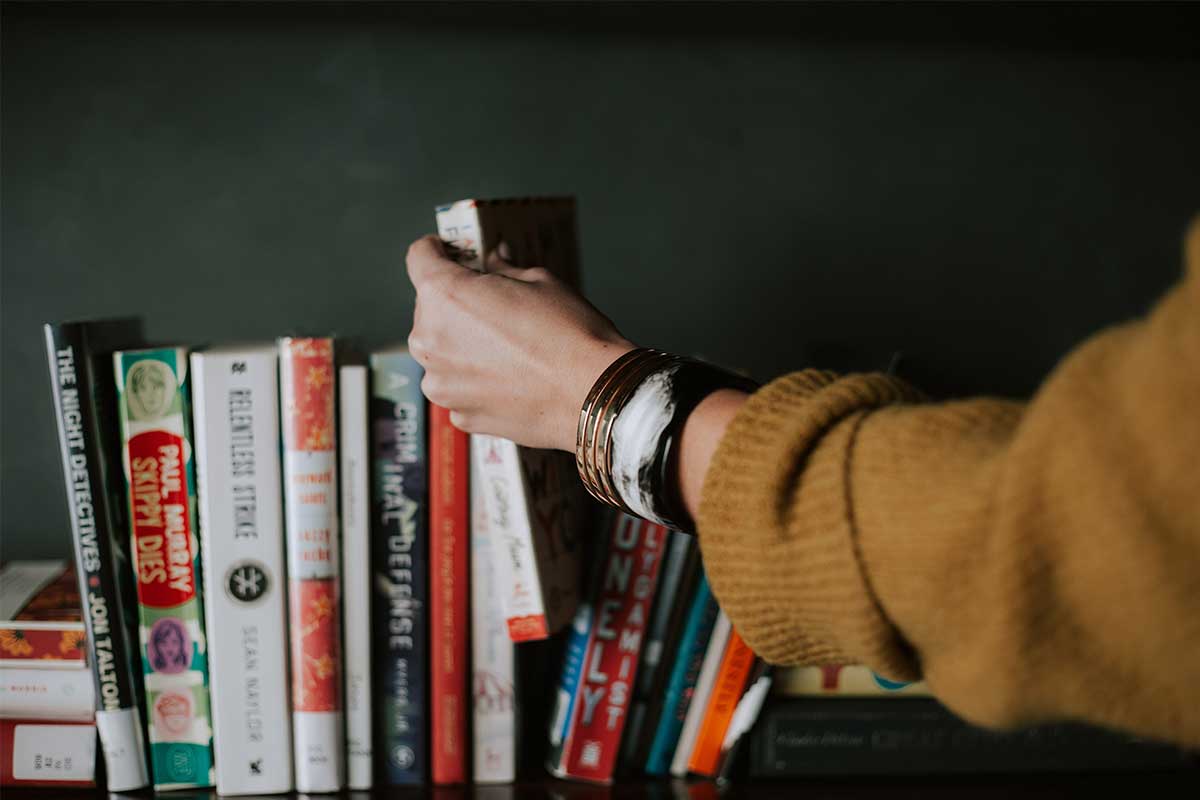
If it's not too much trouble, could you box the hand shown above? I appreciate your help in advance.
[405,235,635,451]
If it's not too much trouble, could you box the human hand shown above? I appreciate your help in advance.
[405,235,635,451]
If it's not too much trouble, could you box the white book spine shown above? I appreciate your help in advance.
[339,365,373,790]
[0,667,95,721]
[473,434,551,641]
[670,612,733,777]
[192,349,294,796]
[470,436,517,783]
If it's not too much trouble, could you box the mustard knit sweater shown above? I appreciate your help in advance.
[697,218,1200,749]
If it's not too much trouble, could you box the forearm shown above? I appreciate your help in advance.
[695,235,1200,747]
[674,389,749,522]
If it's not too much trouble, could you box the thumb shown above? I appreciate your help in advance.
[406,235,471,288]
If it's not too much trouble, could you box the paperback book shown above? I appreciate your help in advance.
[0,561,86,669]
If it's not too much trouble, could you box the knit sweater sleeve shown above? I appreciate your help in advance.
[696,220,1200,748]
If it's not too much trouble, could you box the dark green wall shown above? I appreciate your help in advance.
[4,3,1199,561]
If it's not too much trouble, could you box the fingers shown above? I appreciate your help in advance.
[406,235,470,289]
[485,247,553,283]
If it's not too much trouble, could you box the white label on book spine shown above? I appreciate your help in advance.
[94,708,149,791]
[192,348,294,795]
[339,365,373,790]
[11,724,96,781]
[470,436,517,783]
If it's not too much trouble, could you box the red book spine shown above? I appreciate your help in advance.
[430,404,469,784]
[0,719,96,788]
[562,516,668,783]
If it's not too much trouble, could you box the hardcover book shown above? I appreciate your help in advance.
[548,513,669,784]
[749,698,1192,776]
[191,345,294,795]
[437,198,585,642]
[279,337,344,793]
[687,629,757,776]
[0,561,86,669]
[43,320,150,792]
[339,363,373,790]
[429,404,468,784]
[113,346,216,790]
[369,347,428,785]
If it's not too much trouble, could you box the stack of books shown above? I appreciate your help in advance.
[0,562,96,789]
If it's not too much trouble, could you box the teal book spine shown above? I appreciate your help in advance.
[114,347,215,790]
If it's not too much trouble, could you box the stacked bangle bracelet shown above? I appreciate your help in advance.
[575,347,759,531]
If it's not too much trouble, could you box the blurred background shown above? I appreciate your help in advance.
[4,1,1199,561]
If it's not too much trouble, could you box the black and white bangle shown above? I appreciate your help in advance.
[575,348,759,531]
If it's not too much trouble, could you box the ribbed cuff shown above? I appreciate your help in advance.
[696,369,923,680]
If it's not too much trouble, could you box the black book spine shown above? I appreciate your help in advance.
[750,698,1192,777]
[43,321,150,791]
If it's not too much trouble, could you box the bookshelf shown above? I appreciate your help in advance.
[5,2,1200,796]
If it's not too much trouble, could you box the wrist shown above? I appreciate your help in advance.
[557,336,636,452]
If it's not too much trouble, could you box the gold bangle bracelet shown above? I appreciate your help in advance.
[576,348,657,503]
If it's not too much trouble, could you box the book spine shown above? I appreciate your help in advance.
[773,663,932,697]
[114,346,215,790]
[473,435,552,641]
[337,365,372,790]
[0,623,86,669]
[644,575,718,776]
[470,436,517,783]
[558,515,668,784]
[687,629,756,776]
[0,719,96,787]
[620,531,695,771]
[750,699,1191,776]
[545,563,599,774]
[192,349,293,795]
[369,351,428,785]
[669,612,732,777]
[0,667,95,721]
[429,404,469,784]
[518,447,584,638]
[0,563,87,668]
[43,324,150,792]
[279,337,344,793]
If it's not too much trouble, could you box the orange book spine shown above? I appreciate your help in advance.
[686,629,756,776]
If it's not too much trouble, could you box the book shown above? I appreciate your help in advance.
[429,404,469,784]
[470,435,517,783]
[548,514,669,784]
[191,345,294,795]
[339,363,373,790]
[644,575,718,776]
[773,663,931,697]
[0,561,86,669]
[279,336,344,793]
[113,345,216,790]
[670,611,732,778]
[0,719,96,788]
[619,531,697,772]
[686,629,757,776]
[369,347,428,785]
[43,319,150,792]
[0,667,94,721]
[437,197,584,643]
[714,663,773,785]
[749,698,1193,777]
